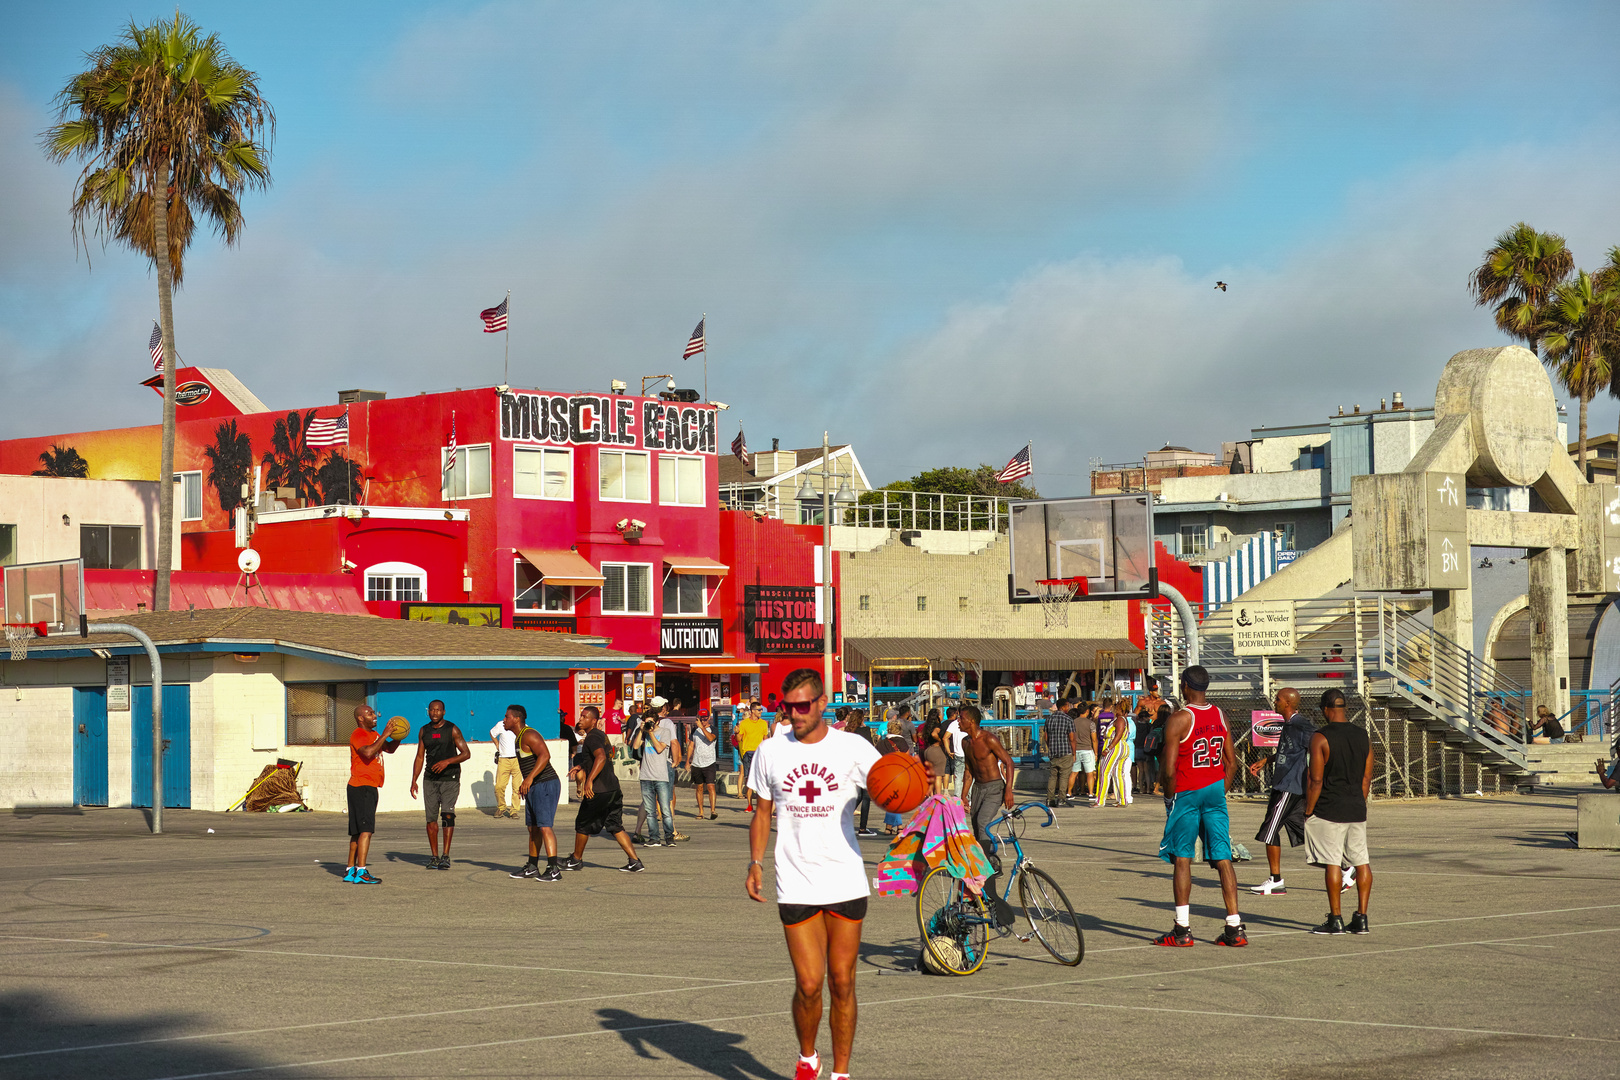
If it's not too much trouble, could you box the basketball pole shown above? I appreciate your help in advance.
[1156,582,1200,667]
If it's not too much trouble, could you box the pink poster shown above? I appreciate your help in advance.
[1250,710,1284,748]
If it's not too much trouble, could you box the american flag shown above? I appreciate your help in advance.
[149,322,164,372]
[480,298,508,333]
[731,427,749,465]
[446,412,457,470]
[995,443,1032,483]
[682,317,705,359]
[306,409,349,447]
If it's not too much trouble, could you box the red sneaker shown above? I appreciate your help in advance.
[793,1054,821,1080]
[1152,925,1194,947]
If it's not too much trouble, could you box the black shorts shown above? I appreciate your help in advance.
[574,789,625,836]
[691,763,718,786]
[347,784,379,837]
[1255,789,1306,848]
[778,896,869,927]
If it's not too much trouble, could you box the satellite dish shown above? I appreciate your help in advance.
[237,548,262,574]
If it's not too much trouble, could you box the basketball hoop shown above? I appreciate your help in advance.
[1035,578,1085,628]
[4,622,45,661]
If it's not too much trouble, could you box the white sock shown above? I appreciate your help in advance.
[831,1074,849,1080]
[1226,913,1242,927]
[1174,905,1190,927]
[800,1052,818,1066]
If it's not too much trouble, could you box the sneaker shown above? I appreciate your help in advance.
[342,866,357,883]
[672,832,691,842]
[561,856,585,872]
[1248,876,1287,895]
[619,859,646,873]
[437,856,452,870]
[355,869,382,885]
[510,863,539,879]
[793,1053,821,1080]
[537,865,562,882]
[644,838,663,848]
[630,833,645,844]
[857,828,880,837]
[425,857,438,870]
[1311,913,1346,935]
[1347,912,1370,935]
[1152,924,1194,947]
[1215,923,1249,947]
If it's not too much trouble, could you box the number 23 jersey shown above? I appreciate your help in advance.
[747,729,881,905]
[1175,703,1229,793]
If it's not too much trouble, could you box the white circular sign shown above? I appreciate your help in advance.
[237,548,262,574]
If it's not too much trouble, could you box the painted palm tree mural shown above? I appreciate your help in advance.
[261,410,321,504]
[203,420,253,514]
[33,444,89,478]
[317,452,364,506]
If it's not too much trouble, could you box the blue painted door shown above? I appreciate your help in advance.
[73,687,109,806]
[131,684,191,808]
[373,680,560,742]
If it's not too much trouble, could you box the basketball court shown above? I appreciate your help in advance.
[1,794,1613,1079]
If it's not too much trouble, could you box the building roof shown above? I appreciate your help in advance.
[718,444,853,487]
[27,608,644,671]
[86,571,372,618]
[843,636,1145,671]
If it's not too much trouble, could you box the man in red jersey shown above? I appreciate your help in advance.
[1154,665,1245,947]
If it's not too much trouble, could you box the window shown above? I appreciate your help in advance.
[1274,522,1296,550]
[663,572,706,615]
[180,471,204,521]
[286,682,369,745]
[917,596,927,611]
[1179,524,1208,556]
[959,596,969,611]
[599,450,650,502]
[81,525,141,570]
[0,524,14,566]
[443,444,492,499]
[601,563,652,614]
[858,594,870,611]
[514,447,571,499]
[515,559,574,611]
[364,561,426,602]
[658,455,706,506]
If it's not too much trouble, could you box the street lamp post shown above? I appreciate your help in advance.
[800,434,856,701]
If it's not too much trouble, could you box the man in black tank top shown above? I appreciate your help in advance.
[504,704,566,882]
[1303,688,1373,935]
[410,700,470,870]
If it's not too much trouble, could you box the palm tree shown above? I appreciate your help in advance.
[1468,223,1574,357]
[43,15,273,610]
[1541,270,1620,476]
[261,410,322,504]
[1599,247,1620,448]
[202,419,252,515]
[32,444,90,478]
[316,452,364,506]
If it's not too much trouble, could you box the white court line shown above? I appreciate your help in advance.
[955,993,1620,1044]
[0,933,737,983]
[134,926,1620,1079]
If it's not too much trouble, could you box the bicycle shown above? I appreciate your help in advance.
[915,801,1084,974]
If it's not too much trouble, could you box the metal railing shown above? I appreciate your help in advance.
[720,485,1014,533]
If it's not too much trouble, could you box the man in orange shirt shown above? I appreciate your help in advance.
[346,704,402,884]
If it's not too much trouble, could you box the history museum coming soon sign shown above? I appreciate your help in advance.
[744,585,831,654]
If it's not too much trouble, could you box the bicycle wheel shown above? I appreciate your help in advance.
[916,866,990,975]
[1018,865,1083,966]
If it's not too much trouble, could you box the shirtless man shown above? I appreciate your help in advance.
[958,705,1018,924]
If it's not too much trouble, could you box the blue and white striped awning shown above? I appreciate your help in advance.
[1203,531,1279,609]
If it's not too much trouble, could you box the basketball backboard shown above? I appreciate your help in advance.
[4,558,85,634]
[1008,494,1156,603]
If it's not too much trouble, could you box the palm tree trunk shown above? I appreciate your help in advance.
[153,156,178,612]
[1578,394,1590,481]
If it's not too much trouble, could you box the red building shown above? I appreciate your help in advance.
[0,367,835,721]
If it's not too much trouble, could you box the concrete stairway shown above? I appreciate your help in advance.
[1520,743,1612,789]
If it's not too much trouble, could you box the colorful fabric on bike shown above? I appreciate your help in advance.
[1096,717,1131,806]
[875,794,993,897]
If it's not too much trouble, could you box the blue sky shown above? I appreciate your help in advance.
[4,1,1620,489]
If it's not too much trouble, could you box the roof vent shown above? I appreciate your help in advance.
[339,389,386,404]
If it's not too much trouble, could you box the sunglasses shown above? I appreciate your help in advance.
[781,698,820,716]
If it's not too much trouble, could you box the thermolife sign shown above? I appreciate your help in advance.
[744,585,829,654]
[499,392,717,454]
[1231,600,1296,656]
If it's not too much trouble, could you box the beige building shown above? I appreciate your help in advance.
[0,475,181,571]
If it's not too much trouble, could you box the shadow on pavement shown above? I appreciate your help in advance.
[0,990,273,1080]
[597,1007,788,1080]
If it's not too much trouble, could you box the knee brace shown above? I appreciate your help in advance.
[440,811,456,829]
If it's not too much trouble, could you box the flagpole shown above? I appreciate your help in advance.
[702,311,708,402]
[504,290,511,386]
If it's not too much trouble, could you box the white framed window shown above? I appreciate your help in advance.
[515,558,575,612]
[442,444,492,500]
[599,450,650,502]
[179,471,204,521]
[1179,524,1208,556]
[514,446,572,500]
[365,561,426,602]
[658,454,706,506]
[601,562,652,614]
[662,572,707,615]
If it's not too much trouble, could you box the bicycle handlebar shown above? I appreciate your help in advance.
[985,800,1057,837]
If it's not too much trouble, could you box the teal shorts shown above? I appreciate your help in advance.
[1158,778,1232,865]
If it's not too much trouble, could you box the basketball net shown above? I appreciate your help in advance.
[5,623,43,661]
[1035,579,1082,628]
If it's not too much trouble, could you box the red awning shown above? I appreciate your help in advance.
[660,656,764,674]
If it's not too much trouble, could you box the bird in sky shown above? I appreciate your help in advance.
[1214,281,1228,291]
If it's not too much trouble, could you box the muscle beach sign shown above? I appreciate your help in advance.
[499,392,717,454]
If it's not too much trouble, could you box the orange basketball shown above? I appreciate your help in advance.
[867,752,929,814]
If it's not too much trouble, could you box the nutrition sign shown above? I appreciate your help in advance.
[1231,600,1296,656]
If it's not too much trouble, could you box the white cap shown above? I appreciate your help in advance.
[650,696,668,708]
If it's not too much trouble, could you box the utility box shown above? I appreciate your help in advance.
[1351,472,1469,591]
[1576,793,1620,850]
